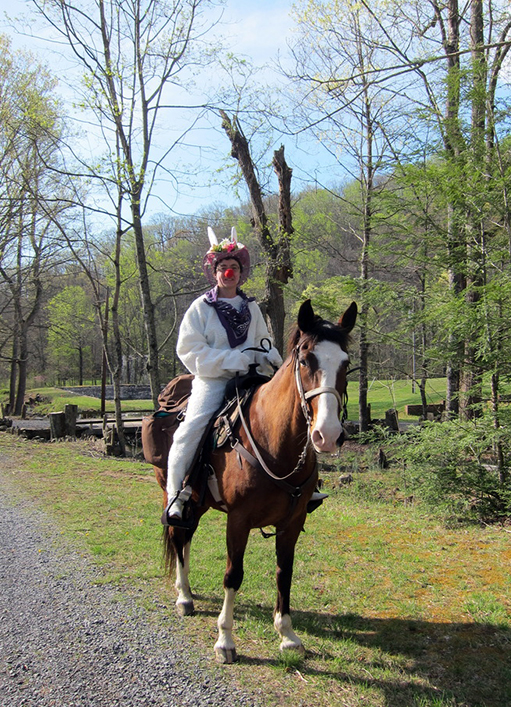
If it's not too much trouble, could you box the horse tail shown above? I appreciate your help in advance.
[162,525,192,575]
[162,526,177,576]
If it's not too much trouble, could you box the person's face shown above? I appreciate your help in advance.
[215,258,241,289]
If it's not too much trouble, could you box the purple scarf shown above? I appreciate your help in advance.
[204,287,255,348]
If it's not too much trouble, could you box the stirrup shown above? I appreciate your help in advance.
[161,508,196,529]
[311,491,328,501]
[161,487,195,528]
[307,491,328,514]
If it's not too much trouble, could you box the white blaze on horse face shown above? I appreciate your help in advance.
[310,340,349,453]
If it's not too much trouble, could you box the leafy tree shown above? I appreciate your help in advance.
[47,286,97,385]
[285,0,403,430]
[0,35,69,413]
[30,0,222,406]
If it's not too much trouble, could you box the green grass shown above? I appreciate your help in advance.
[3,378,449,421]
[4,374,511,424]
[362,377,447,420]
[2,386,153,415]
[1,433,510,707]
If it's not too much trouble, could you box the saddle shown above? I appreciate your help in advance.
[142,365,270,483]
[213,365,271,448]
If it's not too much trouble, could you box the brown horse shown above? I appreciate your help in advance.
[162,299,357,663]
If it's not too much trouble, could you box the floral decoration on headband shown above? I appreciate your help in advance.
[203,226,250,285]
[210,239,239,254]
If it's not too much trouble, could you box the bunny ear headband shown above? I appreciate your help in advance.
[203,226,250,285]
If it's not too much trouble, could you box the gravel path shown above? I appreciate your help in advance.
[0,462,261,707]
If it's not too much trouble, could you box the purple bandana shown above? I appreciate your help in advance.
[204,287,255,348]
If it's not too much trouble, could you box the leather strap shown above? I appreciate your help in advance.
[304,385,343,408]
[231,439,312,498]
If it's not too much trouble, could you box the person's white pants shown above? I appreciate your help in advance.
[166,376,228,499]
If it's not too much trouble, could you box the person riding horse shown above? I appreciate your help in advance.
[162,227,326,525]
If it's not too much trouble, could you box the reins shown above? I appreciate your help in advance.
[226,339,351,535]
[233,381,311,485]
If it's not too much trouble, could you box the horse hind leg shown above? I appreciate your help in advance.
[164,527,195,616]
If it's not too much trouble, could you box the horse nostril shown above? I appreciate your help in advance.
[311,428,324,448]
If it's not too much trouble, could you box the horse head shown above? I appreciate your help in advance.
[292,299,357,453]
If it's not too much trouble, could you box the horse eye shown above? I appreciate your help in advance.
[299,359,308,367]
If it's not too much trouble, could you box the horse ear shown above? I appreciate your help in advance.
[338,301,357,333]
[297,299,315,333]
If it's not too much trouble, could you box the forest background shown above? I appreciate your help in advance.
[2,0,511,496]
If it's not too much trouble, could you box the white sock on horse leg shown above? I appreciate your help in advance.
[215,587,237,653]
[274,612,304,652]
[175,542,194,613]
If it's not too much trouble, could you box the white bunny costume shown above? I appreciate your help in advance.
[164,228,282,523]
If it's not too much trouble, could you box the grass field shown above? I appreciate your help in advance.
[1,386,154,416]
[4,374,510,425]
[360,377,447,420]
[1,433,510,707]
[2,378,450,421]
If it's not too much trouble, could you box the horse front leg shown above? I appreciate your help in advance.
[214,519,250,664]
[274,522,305,654]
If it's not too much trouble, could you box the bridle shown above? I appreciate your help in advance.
[233,340,351,484]
[293,346,349,433]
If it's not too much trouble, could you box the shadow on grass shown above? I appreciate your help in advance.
[296,609,510,706]
[190,593,511,707]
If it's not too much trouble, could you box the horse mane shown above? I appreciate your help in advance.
[286,314,352,356]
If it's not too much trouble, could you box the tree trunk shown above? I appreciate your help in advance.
[490,370,506,484]
[358,63,373,434]
[14,324,29,416]
[269,146,294,352]
[439,0,466,418]
[9,333,18,413]
[358,320,370,431]
[220,112,293,354]
[459,0,486,421]
[78,345,84,386]
[131,196,160,407]
[110,213,127,456]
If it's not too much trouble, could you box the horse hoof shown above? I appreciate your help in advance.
[176,600,195,616]
[280,642,305,656]
[215,646,237,664]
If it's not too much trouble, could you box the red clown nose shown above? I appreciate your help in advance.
[224,268,235,279]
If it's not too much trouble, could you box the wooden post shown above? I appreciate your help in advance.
[49,412,66,439]
[385,408,399,431]
[64,404,78,437]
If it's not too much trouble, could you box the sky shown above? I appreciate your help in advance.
[0,0,295,58]
[0,0,325,224]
